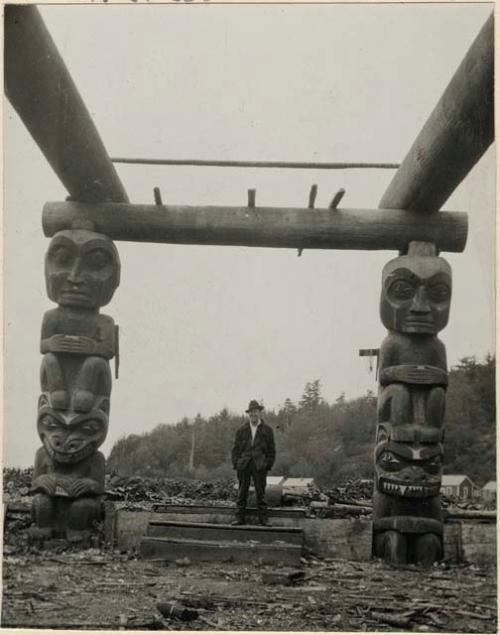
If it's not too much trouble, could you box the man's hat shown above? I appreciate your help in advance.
[246,399,264,413]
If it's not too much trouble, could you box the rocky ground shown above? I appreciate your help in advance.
[2,468,497,632]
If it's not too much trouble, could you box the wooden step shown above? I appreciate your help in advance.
[146,520,304,546]
[140,536,303,565]
[151,504,307,519]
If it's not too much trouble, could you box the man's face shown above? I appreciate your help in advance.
[380,256,452,334]
[248,409,260,424]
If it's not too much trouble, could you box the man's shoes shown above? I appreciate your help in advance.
[231,519,245,526]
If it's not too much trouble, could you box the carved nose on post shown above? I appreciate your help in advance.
[410,286,431,313]
[66,258,84,284]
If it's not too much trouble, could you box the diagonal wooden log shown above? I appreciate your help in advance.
[4,5,129,204]
[380,13,494,212]
[43,201,468,253]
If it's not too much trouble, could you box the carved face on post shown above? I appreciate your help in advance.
[37,396,109,464]
[45,230,120,309]
[374,441,443,498]
[380,256,452,334]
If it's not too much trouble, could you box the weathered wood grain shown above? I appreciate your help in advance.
[380,13,494,212]
[5,5,129,204]
[43,201,468,252]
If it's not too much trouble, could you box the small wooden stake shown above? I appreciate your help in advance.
[154,187,163,206]
[329,188,346,209]
[247,189,256,208]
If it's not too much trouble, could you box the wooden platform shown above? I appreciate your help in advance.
[140,519,304,565]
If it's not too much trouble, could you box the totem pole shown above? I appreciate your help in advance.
[30,223,120,543]
[373,243,451,566]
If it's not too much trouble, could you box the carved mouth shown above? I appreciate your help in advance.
[404,319,434,329]
[378,477,440,498]
[61,290,91,302]
[406,321,433,326]
[45,440,95,464]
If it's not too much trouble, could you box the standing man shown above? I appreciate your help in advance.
[231,400,276,526]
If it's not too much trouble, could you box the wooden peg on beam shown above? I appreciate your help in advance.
[308,184,318,209]
[153,187,163,206]
[299,184,318,257]
[248,189,256,208]
[329,188,346,209]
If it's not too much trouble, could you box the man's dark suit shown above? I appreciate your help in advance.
[232,420,276,522]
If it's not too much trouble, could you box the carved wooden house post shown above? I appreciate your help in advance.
[30,225,120,542]
[5,5,128,543]
[5,6,493,552]
[372,242,451,565]
[372,14,493,566]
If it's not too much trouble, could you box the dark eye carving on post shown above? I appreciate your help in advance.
[84,249,113,272]
[379,451,402,469]
[49,246,75,268]
[42,415,60,430]
[80,420,101,435]
[427,282,451,303]
[388,279,416,301]
[426,455,442,474]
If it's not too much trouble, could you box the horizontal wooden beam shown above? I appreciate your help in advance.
[43,201,468,253]
[380,13,494,212]
[110,157,399,170]
[5,5,129,204]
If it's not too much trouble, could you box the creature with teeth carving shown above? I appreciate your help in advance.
[31,394,108,542]
[373,254,452,567]
[40,228,120,412]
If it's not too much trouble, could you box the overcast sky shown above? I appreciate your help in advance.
[4,3,495,467]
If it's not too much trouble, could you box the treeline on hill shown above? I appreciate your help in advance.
[108,355,495,487]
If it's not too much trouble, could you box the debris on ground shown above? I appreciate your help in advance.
[2,551,496,632]
[2,467,496,632]
[157,601,199,621]
[262,568,305,586]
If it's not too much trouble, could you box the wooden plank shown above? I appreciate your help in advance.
[151,504,306,518]
[443,509,497,522]
[43,201,468,253]
[146,520,304,545]
[380,13,494,212]
[5,5,129,204]
[139,536,303,565]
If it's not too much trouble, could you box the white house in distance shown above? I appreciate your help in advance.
[482,480,496,501]
[441,474,479,499]
[282,477,316,495]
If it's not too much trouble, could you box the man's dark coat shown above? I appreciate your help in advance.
[231,421,276,472]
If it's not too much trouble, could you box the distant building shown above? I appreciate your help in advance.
[283,477,316,495]
[267,476,286,487]
[482,480,496,501]
[233,475,285,491]
[441,474,478,499]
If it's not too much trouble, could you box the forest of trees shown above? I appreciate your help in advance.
[108,355,495,487]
